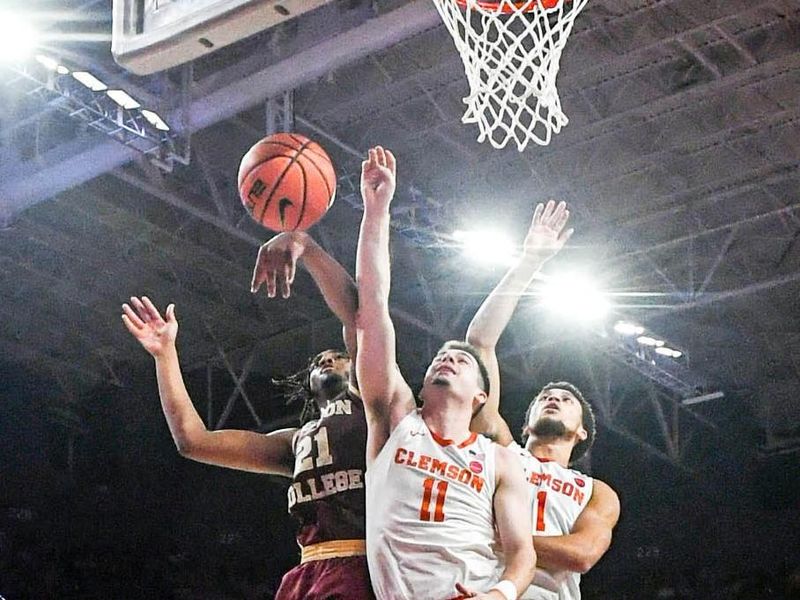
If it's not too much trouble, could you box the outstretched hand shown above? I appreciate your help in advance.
[522,200,573,264]
[121,296,178,358]
[360,145,396,211]
[251,231,309,298]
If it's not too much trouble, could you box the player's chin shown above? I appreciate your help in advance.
[430,376,451,387]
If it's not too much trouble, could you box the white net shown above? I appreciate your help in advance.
[433,0,588,151]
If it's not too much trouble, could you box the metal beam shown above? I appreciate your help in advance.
[0,1,441,222]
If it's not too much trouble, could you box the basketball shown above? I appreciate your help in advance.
[237,132,337,232]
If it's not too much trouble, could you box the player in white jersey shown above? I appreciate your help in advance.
[356,146,536,600]
[466,201,621,600]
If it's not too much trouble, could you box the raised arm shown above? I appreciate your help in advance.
[251,231,359,360]
[122,296,294,476]
[354,147,415,459]
[468,201,573,444]
[533,479,620,573]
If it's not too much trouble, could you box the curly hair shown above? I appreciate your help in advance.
[522,381,596,463]
[272,349,350,426]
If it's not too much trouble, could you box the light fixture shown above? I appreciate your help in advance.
[613,321,645,336]
[0,11,38,61]
[72,71,107,92]
[452,229,516,267]
[35,54,59,71]
[57,65,70,75]
[106,89,141,110]
[141,109,170,131]
[637,335,665,347]
[655,347,682,358]
[539,273,610,321]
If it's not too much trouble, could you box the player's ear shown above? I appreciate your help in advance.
[576,425,588,442]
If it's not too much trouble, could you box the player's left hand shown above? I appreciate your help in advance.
[251,231,309,298]
[360,145,396,212]
[521,199,573,264]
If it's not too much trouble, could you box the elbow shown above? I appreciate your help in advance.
[174,436,196,458]
[574,558,595,575]
[465,327,495,354]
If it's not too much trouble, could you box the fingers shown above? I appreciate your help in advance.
[281,256,294,299]
[140,296,164,323]
[121,313,140,337]
[385,149,396,174]
[531,202,544,226]
[166,303,176,322]
[121,302,145,329]
[559,227,574,245]
[454,582,476,598]
[251,247,266,293]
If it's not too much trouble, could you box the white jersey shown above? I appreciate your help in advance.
[508,441,594,600]
[366,410,499,600]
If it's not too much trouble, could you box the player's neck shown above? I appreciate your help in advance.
[420,401,472,442]
[316,381,347,403]
[527,438,573,468]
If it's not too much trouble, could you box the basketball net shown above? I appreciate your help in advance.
[433,0,588,151]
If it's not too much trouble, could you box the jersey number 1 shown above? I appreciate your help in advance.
[420,477,448,522]
[535,490,547,532]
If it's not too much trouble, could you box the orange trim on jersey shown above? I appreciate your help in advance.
[429,429,478,448]
[300,539,366,563]
[457,432,478,448]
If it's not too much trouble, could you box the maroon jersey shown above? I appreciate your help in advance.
[288,386,367,546]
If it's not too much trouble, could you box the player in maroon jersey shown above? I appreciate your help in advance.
[122,230,373,600]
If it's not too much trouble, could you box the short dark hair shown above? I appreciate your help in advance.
[523,381,596,463]
[273,349,350,425]
[438,340,490,396]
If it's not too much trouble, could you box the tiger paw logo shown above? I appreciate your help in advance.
[469,460,483,474]
[279,197,293,227]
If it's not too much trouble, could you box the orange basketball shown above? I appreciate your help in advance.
[238,133,336,232]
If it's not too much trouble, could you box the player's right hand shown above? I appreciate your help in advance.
[360,145,396,212]
[121,296,178,358]
[521,199,573,264]
[251,231,308,298]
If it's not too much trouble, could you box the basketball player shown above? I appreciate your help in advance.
[466,200,620,600]
[355,146,536,600]
[121,230,374,600]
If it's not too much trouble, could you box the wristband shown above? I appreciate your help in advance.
[490,579,517,600]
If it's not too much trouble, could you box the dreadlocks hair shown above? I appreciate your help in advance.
[522,381,596,464]
[272,350,350,426]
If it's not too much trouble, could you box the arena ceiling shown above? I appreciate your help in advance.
[1,0,799,474]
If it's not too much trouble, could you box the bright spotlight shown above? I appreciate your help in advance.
[636,335,664,347]
[72,71,107,92]
[539,273,610,321]
[453,229,516,267]
[0,11,39,62]
[107,89,141,110]
[141,109,171,131]
[35,54,59,71]
[614,321,644,336]
[655,347,682,358]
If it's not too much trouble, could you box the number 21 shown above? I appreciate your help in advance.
[295,427,333,473]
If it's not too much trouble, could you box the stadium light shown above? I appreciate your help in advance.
[107,89,141,110]
[655,346,683,358]
[637,335,665,347]
[72,71,107,92]
[141,109,170,131]
[452,229,516,267]
[0,11,39,61]
[613,321,645,336]
[539,273,610,321]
